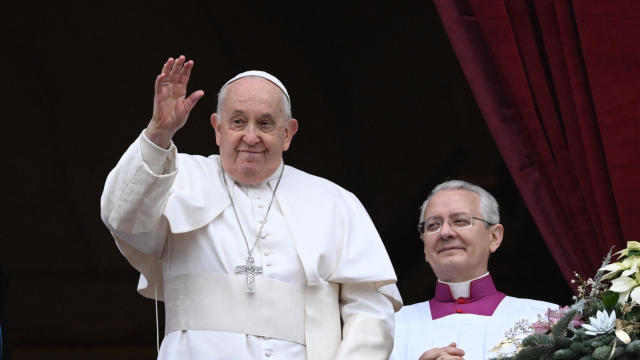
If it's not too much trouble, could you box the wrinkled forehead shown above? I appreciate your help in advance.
[425,189,481,217]
[221,77,287,116]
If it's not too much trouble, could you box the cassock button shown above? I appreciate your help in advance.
[456,309,464,314]
[457,298,466,304]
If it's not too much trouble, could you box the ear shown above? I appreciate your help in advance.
[211,113,221,146]
[422,236,431,264]
[282,118,299,151]
[488,224,504,253]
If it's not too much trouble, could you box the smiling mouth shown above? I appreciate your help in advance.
[438,247,465,253]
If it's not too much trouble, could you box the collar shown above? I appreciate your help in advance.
[223,161,285,196]
[438,272,489,299]
[429,273,506,319]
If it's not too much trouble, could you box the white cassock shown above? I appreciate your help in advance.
[101,132,402,360]
[391,275,557,360]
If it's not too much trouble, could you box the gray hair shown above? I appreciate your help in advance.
[215,75,292,123]
[419,180,500,227]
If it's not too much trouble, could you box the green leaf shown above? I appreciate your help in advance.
[522,333,553,347]
[627,339,640,354]
[601,291,619,309]
[553,348,575,359]
[626,249,640,257]
[552,309,578,339]
[514,346,545,360]
[626,306,640,322]
[592,345,612,360]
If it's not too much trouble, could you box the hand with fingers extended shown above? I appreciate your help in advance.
[145,55,205,149]
[418,343,465,360]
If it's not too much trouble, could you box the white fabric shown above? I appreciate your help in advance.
[101,131,401,360]
[439,272,489,299]
[164,274,306,344]
[390,297,557,360]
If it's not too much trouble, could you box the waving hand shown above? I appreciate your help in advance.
[145,56,205,148]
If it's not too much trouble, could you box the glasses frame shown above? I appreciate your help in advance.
[418,215,496,235]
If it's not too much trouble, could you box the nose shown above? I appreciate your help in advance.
[439,220,456,238]
[242,126,261,146]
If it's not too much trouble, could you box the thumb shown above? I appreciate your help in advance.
[184,90,205,113]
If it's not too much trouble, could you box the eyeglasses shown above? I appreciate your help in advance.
[418,213,495,235]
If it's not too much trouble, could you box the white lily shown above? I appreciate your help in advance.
[581,310,616,336]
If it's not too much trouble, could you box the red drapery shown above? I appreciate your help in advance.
[433,0,640,286]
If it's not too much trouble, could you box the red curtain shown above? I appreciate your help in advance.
[433,0,640,286]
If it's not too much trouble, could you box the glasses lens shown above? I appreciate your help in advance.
[425,217,443,234]
[450,214,473,229]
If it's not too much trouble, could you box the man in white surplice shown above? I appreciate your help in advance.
[101,55,402,360]
[390,180,556,360]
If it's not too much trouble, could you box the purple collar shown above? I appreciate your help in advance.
[429,274,506,320]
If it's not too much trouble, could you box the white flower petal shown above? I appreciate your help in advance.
[616,329,631,344]
[489,339,512,353]
[622,268,637,277]
[630,287,640,305]
[627,241,640,251]
[610,277,637,292]
[601,263,624,272]
[602,271,622,280]
[618,290,632,305]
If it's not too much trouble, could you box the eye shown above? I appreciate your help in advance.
[452,217,471,226]
[426,222,441,231]
[229,118,245,130]
[259,119,276,131]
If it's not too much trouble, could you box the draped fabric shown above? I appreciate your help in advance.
[433,0,640,286]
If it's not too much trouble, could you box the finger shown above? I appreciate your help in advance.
[443,347,465,357]
[161,57,174,77]
[182,90,205,114]
[155,73,170,96]
[177,60,195,86]
[169,55,186,81]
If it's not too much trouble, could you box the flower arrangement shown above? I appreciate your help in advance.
[490,241,640,360]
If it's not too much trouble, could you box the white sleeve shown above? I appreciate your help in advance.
[335,282,396,360]
[100,130,178,257]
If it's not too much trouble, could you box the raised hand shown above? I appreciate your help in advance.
[418,342,465,360]
[145,55,205,149]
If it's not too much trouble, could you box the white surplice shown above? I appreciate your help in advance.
[391,296,556,360]
[101,131,402,360]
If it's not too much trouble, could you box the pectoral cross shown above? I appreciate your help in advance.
[235,256,262,293]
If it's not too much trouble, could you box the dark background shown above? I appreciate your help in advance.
[1,1,573,359]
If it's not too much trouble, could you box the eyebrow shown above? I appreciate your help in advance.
[426,212,469,219]
[229,110,246,118]
[228,110,276,121]
[257,113,275,122]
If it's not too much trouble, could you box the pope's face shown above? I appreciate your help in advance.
[212,77,298,185]
[421,189,503,282]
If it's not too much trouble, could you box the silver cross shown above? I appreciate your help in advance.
[235,256,263,293]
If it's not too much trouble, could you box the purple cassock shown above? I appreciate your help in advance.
[429,274,506,320]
